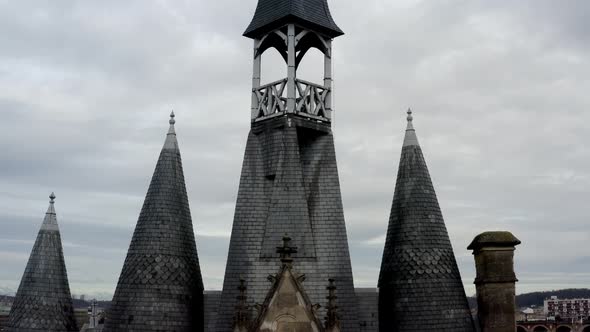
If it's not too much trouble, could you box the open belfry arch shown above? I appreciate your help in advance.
[246,0,342,122]
[215,0,359,330]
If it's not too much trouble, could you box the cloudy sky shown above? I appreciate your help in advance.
[1,0,589,300]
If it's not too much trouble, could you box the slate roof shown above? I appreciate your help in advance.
[244,0,343,38]
[214,116,359,331]
[103,113,204,332]
[6,194,78,332]
[378,110,476,332]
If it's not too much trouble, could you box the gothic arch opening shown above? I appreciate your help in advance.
[557,326,572,332]
[534,326,549,332]
[582,326,590,332]
[296,47,325,85]
[261,47,287,86]
[517,326,527,332]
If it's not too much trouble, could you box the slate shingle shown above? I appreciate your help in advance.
[6,194,78,332]
[244,0,344,38]
[378,111,476,332]
[214,116,359,331]
[103,114,204,332]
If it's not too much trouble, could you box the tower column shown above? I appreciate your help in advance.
[287,24,296,113]
[251,39,262,119]
[468,231,521,332]
[323,39,333,120]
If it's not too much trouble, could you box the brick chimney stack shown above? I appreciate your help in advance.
[468,231,521,332]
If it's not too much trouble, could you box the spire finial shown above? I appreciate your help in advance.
[403,107,419,147]
[49,192,56,204]
[169,110,176,125]
[167,110,177,137]
[405,108,415,132]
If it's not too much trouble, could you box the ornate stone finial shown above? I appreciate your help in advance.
[276,235,298,265]
[166,110,177,138]
[325,278,340,330]
[234,277,250,331]
[169,111,176,125]
[403,107,419,146]
[49,192,56,204]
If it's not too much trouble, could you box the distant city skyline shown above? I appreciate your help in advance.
[1,0,590,300]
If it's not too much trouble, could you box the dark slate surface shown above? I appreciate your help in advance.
[103,126,204,332]
[356,288,378,332]
[6,203,78,332]
[214,115,359,331]
[244,0,344,38]
[378,126,475,331]
[203,291,221,331]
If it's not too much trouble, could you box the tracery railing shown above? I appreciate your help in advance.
[253,78,330,121]
[295,79,329,118]
[254,78,288,118]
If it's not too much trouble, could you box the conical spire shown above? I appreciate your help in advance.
[6,194,78,332]
[104,113,205,332]
[378,111,475,331]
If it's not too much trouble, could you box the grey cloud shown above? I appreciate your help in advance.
[1,0,589,298]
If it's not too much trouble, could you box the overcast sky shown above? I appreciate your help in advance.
[1,0,589,300]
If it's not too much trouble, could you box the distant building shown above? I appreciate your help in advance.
[517,306,545,321]
[545,296,590,321]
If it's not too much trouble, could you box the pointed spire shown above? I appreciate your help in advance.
[105,111,204,331]
[163,110,178,150]
[41,192,59,231]
[6,195,78,331]
[378,112,475,331]
[403,108,419,147]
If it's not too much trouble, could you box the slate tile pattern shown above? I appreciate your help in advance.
[378,119,475,331]
[215,116,359,331]
[103,121,204,332]
[356,288,378,332]
[243,0,343,38]
[203,291,221,331]
[6,198,78,332]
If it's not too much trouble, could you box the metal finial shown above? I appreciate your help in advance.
[49,192,56,203]
[169,111,176,125]
[407,108,413,122]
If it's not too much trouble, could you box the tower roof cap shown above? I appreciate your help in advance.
[467,231,521,251]
[244,0,344,39]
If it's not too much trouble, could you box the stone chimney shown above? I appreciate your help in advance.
[468,231,521,332]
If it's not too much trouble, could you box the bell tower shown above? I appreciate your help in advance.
[245,0,343,122]
[215,1,359,331]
